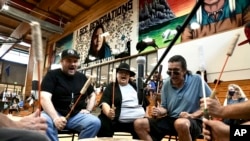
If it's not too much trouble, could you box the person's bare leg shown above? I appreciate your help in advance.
[174,118,192,141]
[134,118,153,141]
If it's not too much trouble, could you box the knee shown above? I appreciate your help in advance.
[174,118,190,131]
[90,117,101,127]
[134,118,147,130]
[134,119,142,129]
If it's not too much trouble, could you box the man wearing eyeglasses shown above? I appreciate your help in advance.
[134,55,212,141]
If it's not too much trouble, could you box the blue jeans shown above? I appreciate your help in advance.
[41,111,101,141]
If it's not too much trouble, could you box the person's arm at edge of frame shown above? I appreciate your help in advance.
[220,100,250,119]
[0,113,19,128]
[202,118,229,141]
[202,97,250,120]
[0,109,47,133]
[202,118,250,141]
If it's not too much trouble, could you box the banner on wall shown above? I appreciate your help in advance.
[139,0,250,53]
[73,0,138,68]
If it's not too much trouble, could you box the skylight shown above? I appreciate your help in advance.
[2,50,29,65]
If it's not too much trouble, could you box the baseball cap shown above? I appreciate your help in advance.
[238,22,250,46]
[61,49,80,59]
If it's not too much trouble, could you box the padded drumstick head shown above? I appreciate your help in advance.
[30,21,43,62]
[227,34,240,56]
[198,45,206,71]
[80,76,92,94]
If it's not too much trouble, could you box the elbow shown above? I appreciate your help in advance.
[40,92,52,104]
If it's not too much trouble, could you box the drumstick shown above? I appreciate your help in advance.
[153,65,162,119]
[156,65,162,95]
[210,34,240,98]
[198,45,210,116]
[112,68,116,109]
[198,45,208,108]
[154,65,162,107]
[30,21,43,116]
[65,76,92,119]
[198,45,214,140]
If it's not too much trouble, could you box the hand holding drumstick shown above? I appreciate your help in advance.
[65,76,92,120]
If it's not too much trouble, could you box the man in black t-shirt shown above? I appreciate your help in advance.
[40,49,101,141]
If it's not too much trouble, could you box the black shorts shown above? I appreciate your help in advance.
[148,116,202,141]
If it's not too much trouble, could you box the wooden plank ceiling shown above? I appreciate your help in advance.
[0,0,127,59]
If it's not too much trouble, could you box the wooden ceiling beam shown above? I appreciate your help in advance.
[35,0,69,24]
[71,0,94,10]
[12,44,30,52]
[38,0,67,11]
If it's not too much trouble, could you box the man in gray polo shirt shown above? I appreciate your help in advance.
[134,55,211,141]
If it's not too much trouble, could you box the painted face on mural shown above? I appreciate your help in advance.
[93,27,104,52]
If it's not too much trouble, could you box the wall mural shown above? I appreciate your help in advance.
[158,27,250,82]
[54,34,74,64]
[138,0,195,53]
[53,0,250,69]
[139,0,250,53]
[73,0,137,68]
[182,0,250,42]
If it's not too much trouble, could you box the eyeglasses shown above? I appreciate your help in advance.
[167,70,180,76]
